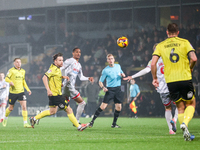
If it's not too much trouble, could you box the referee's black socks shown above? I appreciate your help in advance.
[91,107,103,122]
[113,110,121,125]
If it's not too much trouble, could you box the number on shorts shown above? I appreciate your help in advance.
[170,48,179,63]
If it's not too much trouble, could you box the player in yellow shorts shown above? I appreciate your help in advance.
[151,23,197,141]
[3,58,32,128]
[30,53,88,131]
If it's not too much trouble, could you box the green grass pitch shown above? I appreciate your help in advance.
[0,117,199,150]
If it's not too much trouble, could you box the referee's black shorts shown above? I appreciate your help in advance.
[103,86,123,104]
[167,80,195,102]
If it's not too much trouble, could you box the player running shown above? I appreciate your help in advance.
[0,73,9,123]
[151,23,197,141]
[60,47,94,124]
[123,44,178,135]
[30,53,88,131]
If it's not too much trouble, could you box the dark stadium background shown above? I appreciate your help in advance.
[0,0,199,117]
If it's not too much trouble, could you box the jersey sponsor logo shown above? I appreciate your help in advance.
[187,91,193,99]
[72,68,79,74]
[58,103,65,109]
[23,95,27,100]
[158,62,164,67]
[47,70,52,73]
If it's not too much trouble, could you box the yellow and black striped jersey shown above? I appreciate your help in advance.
[5,67,30,94]
[153,37,195,83]
[45,64,62,96]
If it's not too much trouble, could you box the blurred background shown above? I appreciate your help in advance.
[0,0,199,117]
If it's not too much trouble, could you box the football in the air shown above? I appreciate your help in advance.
[117,36,129,48]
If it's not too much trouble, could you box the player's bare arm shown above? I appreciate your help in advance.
[123,76,132,82]
[42,75,53,96]
[188,51,197,72]
[99,81,108,92]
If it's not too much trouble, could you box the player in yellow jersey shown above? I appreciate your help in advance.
[151,23,197,141]
[3,58,32,128]
[30,53,88,131]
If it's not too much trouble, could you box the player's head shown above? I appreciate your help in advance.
[13,58,21,69]
[130,78,135,85]
[0,72,5,81]
[72,47,81,60]
[166,23,179,37]
[53,53,63,68]
[107,54,115,66]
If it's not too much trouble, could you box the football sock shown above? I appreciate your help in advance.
[91,107,102,122]
[35,110,50,120]
[173,108,178,123]
[183,106,195,127]
[5,107,11,118]
[112,110,121,125]
[76,101,86,123]
[178,113,184,125]
[22,110,28,123]
[2,107,5,119]
[68,113,80,127]
[165,110,172,131]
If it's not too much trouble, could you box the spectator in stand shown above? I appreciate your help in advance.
[25,34,36,47]
[145,37,154,52]
[85,80,100,118]
[148,99,156,116]
[62,47,72,59]
[82,65,91,77]
[116,49,125,63]
[82,40,92,56]
[130,56,140,68]
[37,30,50,47]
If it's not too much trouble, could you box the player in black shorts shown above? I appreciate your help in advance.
[30,53,88,131]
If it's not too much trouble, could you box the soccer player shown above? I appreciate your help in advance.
[128,79,140,119]
[60,47,94,124]
[88,54,125,128]
[3,58,32,128]
[151,23,197,141]
[0,73,9,123]
[30,53,88,131]
[123,44,178,135]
